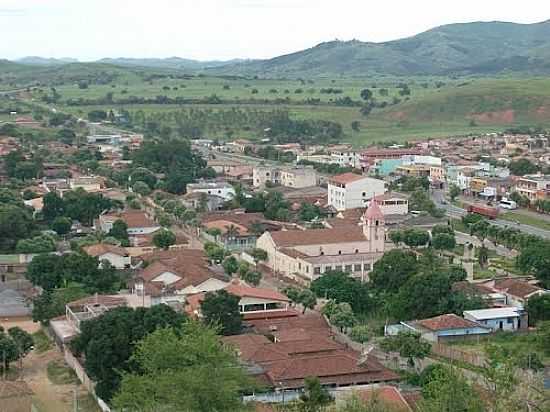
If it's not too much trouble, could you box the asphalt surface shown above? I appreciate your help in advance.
[432,189,550,240]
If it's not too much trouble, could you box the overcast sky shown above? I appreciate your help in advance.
[1,0,549,61]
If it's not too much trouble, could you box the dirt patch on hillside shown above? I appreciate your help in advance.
[388,111,408,121]
[469,109,515,124]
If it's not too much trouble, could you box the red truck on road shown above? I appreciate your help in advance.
[467,204,499,219]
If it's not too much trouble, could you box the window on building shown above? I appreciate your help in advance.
[345,265,352,272]
[507,318,514,324]
[338,250,342,255]
[354,264,362,272]
[355,249,359,253]
[362,192,366,197]
[363,263,371,271]
[314,267,321,275]
[335,265,343,271]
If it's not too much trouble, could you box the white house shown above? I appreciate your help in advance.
[329,150,362,169]
[463,307,526,331]
[98,211,161,235]
[186,280,291,318]
[256,201,386,283]
[372,192,409,216]
[327,173,386,211]
[385,313,491,343]
[82,243,131,269]
[186,181,236,202]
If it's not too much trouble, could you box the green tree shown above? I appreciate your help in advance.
[298,289,317,314]
[311,271,372,313]
[419,366,485,412]
[369,250,418,294]
[201,290,242,336]
[152,229,176,250]
[360,89,373,101]
[132,180,152,196]
[329,302,356,332]
[203,241,227,263]
[517,241,550,287]
[298,377,333,412]
[0,332,19,370]
[432,233,456,251]
[32,287,89,324]
[0,204,36,252]
[388,230,403,246]
[241,270,262,286]
[380,331,431,368]
[250,248,268,264]
[349,325,370,343]
[525,294,550,325]
[509,158,539,176]
[402,228,430,248]
[449,184,461,201]
[16,234,56,254]
[7,327,34,355]
[112,322,251,412]
[222,256,239,276]
[71,305,185,401]
[108,219,129,243]
[52,216,72,235]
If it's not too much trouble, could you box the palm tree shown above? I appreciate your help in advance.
[224,224,240,240]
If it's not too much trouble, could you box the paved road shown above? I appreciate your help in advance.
[432,189,550,240]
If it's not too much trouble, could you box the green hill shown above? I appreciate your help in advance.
[210,20,550,77]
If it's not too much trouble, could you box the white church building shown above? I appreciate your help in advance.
[256,201,386,283]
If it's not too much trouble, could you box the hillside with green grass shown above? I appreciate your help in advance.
[210,20,550,77]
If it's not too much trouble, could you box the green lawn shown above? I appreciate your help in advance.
[47,359,79,385]
[32,329,53,354]
[26,75,550,145]
[448,331,549,363]
[500,212,550,231]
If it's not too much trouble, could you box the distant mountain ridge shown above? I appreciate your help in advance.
[9,19,550,77]
[208,20,550,77]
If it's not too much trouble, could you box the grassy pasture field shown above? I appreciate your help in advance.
[25,71,550,144]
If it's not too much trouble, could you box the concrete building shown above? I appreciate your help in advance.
[280,167,317,188]
[69,176,102,192]
[330,150,362,169]
[253,166,317,189]
[463,307,526,331]
[256,201,385,283]
[385,313,491,343]
[327,173,385,211]
[186,181,236,202]
[515,174,550,202]
[98,211,161,236]
[373,192,409,216]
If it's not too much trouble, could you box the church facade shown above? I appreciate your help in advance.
[256,201,386,283]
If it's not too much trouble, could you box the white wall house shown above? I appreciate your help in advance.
[328,173,385,211]
[463,307,524,331]
[186,181,236,202]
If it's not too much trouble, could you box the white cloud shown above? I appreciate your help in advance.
[0,0,549,60]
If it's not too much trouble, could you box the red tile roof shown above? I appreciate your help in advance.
[364,200,384,221]
[356,386,413,411]
[418,314,485,331]
[225,281,289,302]
[493,278,545,299]
[269,227,366,247]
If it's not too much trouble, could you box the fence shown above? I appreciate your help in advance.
[64,350,111,412]
[430,342,486,367]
